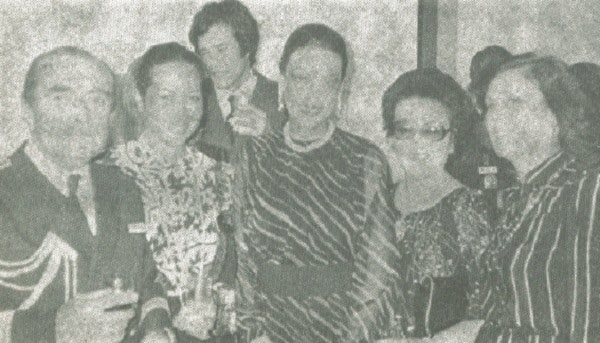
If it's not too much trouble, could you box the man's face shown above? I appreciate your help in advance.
[28,54,114,170]
[196,23,250,90]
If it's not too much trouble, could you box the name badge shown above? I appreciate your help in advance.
[478,166,498,175]
[127,222,148,234]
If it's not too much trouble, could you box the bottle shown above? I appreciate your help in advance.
[212,285,237,336]
[174,268,217,340]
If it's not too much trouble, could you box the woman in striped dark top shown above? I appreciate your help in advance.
[234,23,399,343]
[475,55,600,342]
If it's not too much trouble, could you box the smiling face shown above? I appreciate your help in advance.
[485,68,559,171]
[28,54,114,170]
[390,96,453,177]
[282,45,343,132]
[196,23,250,90]
[142,62,203,147]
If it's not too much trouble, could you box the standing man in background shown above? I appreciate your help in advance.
[188,0,284,163]
[188,2,285,313]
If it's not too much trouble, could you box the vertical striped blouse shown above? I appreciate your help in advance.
[476,153,600,342]
[235,129,399,343]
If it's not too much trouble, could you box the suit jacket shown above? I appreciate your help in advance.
[0,146,164,342]
[194,71,285,163]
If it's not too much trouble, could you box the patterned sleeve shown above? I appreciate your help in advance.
[108,143,173,334]
[570,172,600,341]
[212,160,237,287]
[343,148,403,341]
[232,139,268,340]
[235,242,267,341]
[453,190,495,320]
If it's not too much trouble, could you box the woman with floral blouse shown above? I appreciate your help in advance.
[111,42,234,341]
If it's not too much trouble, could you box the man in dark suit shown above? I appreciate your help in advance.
[188,0,285,163]
[0,47,172,343]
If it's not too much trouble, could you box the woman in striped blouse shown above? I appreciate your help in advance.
[234,23,399,343]
[476,55,600,342]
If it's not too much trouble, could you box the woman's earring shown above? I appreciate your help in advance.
[332,91,343,122]
[278,82,285,112]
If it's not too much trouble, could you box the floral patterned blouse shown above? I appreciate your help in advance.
[111,141,234,297]
[395,187,493,325]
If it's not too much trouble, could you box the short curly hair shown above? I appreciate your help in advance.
[569,62,600,119]
[382,68,477,150]
[22,46,116,110]
[188,0,259,66]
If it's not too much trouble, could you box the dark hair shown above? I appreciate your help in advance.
[279,23,348,79]
[468,45,512,112]
[382,68,476,148]
[133,42,204,97]
[188,0,259,66]
[569,62,600,114]
[495,55,600,168]
[22,46,116,109]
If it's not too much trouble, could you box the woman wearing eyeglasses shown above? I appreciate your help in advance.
[382,68,492,339]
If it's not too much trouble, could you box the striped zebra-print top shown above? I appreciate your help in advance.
[235,128,400,343]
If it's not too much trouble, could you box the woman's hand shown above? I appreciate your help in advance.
[250,335,273,343]
[56,288,138,343]
[228,96,267,136]
[141,329,175,343]
[172,296,216,340]
[376,320,484,343]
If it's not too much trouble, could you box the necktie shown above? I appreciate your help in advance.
[226,94,236,121]
[67,174,81,200]
[225,95,237,162]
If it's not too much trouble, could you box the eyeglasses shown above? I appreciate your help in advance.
[390,125,451,141]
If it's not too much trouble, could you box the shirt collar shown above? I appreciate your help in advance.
[215,69,258,115]
[238,69,258,98]
[25,141,90,197]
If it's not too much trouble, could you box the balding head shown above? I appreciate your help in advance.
[22,46,116,109]
[23,46,117,171]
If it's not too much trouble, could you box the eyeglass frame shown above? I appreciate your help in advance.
[388,123,454,142]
